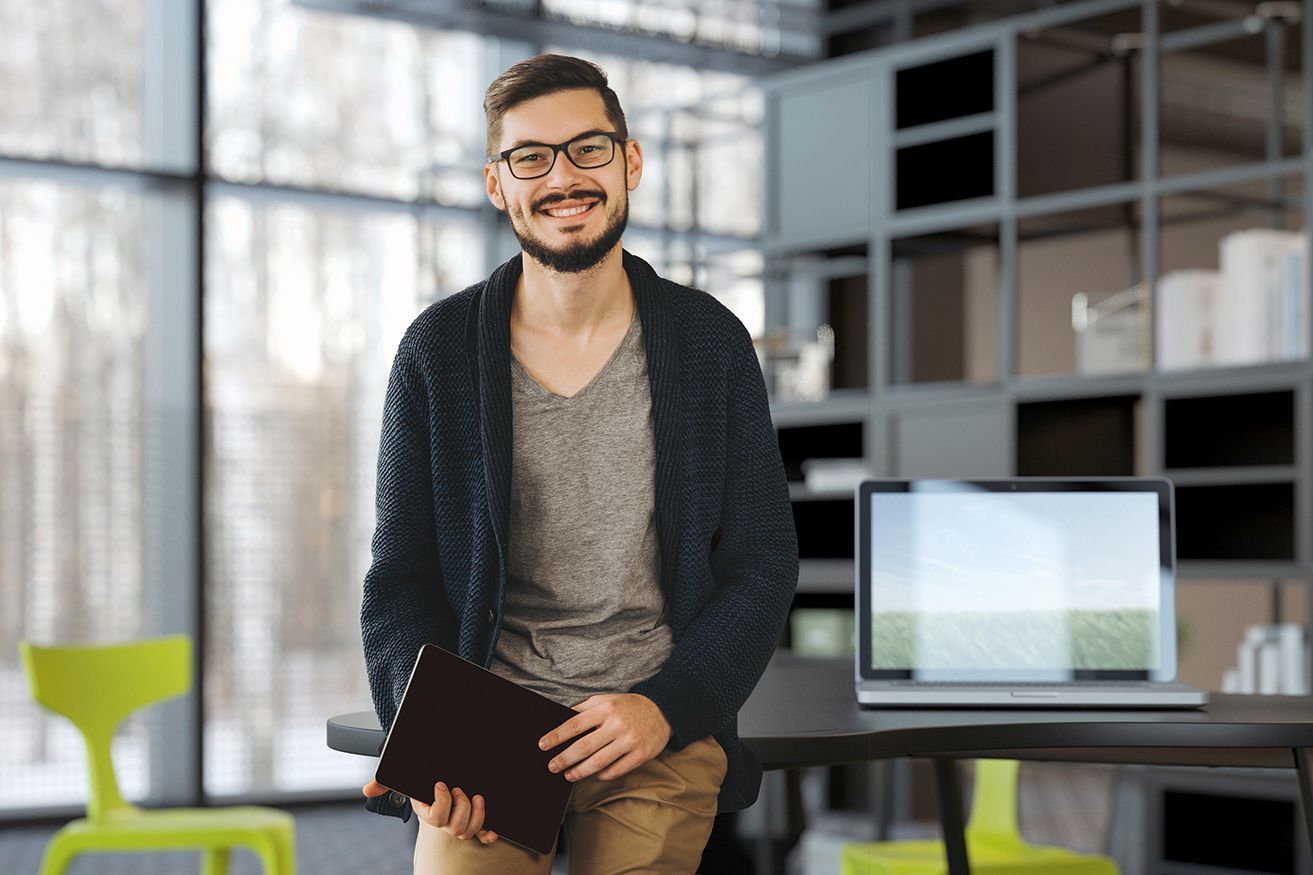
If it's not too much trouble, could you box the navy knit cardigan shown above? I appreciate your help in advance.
[361,249,799,821]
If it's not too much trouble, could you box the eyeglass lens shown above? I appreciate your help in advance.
[508,134,615,179]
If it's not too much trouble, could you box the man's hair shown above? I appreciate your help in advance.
[484,54,629,160]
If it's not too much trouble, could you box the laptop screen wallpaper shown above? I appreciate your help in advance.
[869,489,1165,672]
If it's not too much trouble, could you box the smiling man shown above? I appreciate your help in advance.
[360,54,798,873]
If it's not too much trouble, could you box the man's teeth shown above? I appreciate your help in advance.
[544,203,594,217]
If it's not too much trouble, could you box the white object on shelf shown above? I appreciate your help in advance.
[1216,228,1306,366]
[1278,623,1308,695]
[1227,624,1309,696]
[801,458,869,492]
[1155,269,1218,370]
[1236,626,1264,694]
[1258,633,1281,695]
[1072,283,1148,376]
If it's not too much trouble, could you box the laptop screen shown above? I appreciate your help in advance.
[858,479,1176,682]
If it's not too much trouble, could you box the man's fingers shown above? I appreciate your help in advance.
[362,780,388,797]
[461,793,486,840]
[540,709,603,751]
[446,787,472,837]
[565,741,624,782]
[598,750,644,781]
[430,782,451,828]
[550,729,609,774]
[477,829,499,845]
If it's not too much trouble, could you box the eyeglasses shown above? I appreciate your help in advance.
[492,131,626,180]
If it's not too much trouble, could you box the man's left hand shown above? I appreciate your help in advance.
[539,693,672,783]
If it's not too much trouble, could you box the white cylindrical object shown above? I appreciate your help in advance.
[1222,668,1239,694]
[1278,623,1308,695]
[1258,633,1281,695]
[1238,625,1266,694]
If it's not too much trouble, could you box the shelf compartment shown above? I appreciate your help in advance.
[777,420,864,483]
[895,49,994,130]
[895,131,994,211]
[890,225,999,386]
[1174,482,1296,562]
[1158,19,1304,180]
[1016,12,1140,199]
[1016,395,1140,477]
[792,497,855,561]
[1017,203,1145,379]
[1163,390,1295,469]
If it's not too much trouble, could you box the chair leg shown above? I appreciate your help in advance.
[253,830,297,875]
[200,847,230,875]
[36,835,78,875]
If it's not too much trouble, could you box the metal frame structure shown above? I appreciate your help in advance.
[762,0,1313,597]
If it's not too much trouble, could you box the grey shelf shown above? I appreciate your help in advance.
[788,484,857,502]
[1164,466,1299,486]
[796,559,855,594]
[763,0,1313,583]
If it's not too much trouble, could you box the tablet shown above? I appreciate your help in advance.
[375,643,577,855]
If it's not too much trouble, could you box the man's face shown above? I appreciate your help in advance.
[484,88,642,275]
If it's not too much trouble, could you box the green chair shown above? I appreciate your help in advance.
[19,636,295,875]
[841,760,1118,875]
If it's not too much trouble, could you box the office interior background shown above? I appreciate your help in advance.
[1,0,1310,872]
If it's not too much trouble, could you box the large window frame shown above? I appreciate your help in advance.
[1,0,767,819]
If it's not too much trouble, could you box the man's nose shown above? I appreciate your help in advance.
[541,150,590,188]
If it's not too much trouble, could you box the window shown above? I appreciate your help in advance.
[203,194,483,795]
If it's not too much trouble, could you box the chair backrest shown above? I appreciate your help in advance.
[965,759,1024,850]
[19,636,192,823]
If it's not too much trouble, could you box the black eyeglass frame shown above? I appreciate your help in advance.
[491,130,628,179]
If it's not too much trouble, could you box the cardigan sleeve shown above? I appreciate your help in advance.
[360,340,458,821]
[632,325,799,749]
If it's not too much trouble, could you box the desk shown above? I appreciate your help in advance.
[329,654,1313,874]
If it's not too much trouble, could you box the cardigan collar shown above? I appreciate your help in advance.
[475,249,684,595]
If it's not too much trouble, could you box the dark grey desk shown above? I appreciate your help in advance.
[329,654,1313,873]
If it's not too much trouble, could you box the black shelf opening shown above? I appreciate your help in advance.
[1017,396,1139,476]
[1174,482,1296,562]
[777,421,864,483]
[1164,391,1295,469]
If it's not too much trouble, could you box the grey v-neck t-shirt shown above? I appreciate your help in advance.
[490,314,674,707]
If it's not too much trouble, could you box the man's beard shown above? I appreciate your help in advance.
[507,188,629,275]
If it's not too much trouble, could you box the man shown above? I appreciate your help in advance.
[360,54,797,873]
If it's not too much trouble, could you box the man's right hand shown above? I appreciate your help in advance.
[362,779,499,844]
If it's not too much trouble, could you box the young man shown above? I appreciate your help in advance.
[360,54,798,872]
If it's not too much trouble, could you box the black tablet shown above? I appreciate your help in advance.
[375,643,577,855]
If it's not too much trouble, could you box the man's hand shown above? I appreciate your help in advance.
[362,779,499,844]
[539,693,673,783]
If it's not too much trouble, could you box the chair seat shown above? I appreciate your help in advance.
[842,838,1119,875]
[54,805,294,852]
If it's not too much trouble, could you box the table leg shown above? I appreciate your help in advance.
[1295,749,1313,864]
[932,758,971,875]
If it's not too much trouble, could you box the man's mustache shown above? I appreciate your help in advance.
[534,190,607,212]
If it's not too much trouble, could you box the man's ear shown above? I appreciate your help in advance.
[484,163,506,211]
[624,139,643,192]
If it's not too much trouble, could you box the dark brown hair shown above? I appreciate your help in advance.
[483,54,628,160]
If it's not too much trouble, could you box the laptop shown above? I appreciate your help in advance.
[855,478,1208,708]
[375,644,577,854]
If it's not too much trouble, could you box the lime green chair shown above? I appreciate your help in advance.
[19,636,295,875]
[841,760,1118,875]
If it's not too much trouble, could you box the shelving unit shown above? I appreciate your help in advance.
[758,0,1313,641]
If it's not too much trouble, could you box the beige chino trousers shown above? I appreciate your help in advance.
[413,736,727,874]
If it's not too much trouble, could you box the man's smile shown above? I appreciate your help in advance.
[540,200,600,221]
